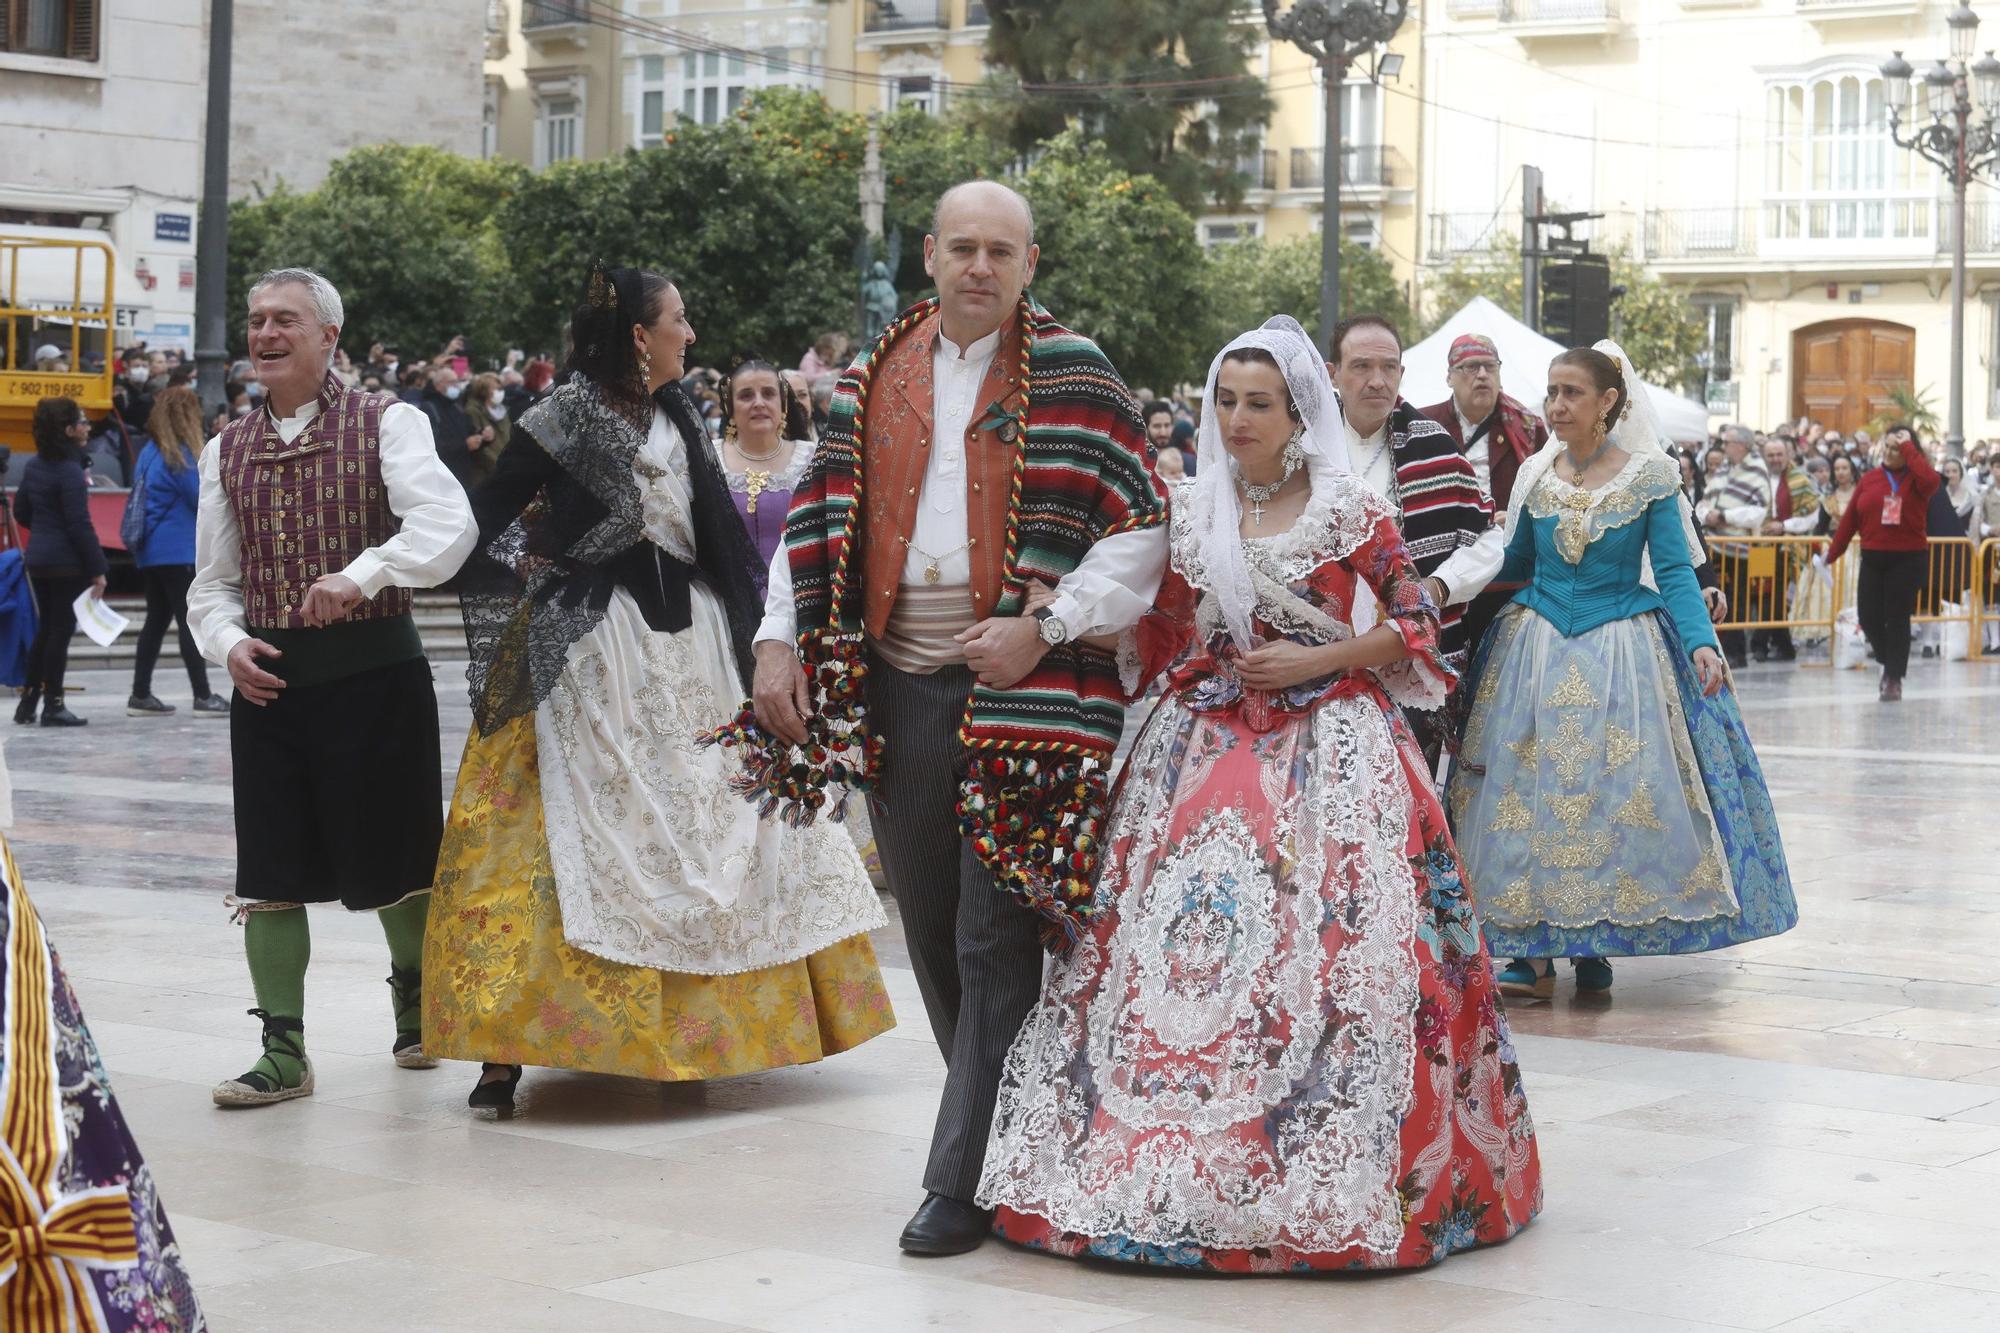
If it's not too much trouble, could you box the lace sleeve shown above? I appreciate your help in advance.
[1347,512,1451,711]
[1120,566,1199,696]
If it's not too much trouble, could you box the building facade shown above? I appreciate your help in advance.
[1,0,206,356]
[1421,0,1994,438]
[230,0,488,197]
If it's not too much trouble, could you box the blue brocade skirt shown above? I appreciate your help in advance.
[1448,605,1797,958]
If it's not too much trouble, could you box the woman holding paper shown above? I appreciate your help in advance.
[13,396,108,727]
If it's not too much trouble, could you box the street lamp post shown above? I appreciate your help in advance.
[1882,2,2000,458]
[1261,1,1410,352]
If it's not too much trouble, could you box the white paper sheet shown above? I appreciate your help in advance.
[72,589,129,647]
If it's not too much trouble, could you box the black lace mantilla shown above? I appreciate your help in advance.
[458,376,763,735]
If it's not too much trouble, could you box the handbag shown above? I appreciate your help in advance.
[118,447,153,555]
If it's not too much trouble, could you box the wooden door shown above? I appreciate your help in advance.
[1791,319,1915,435]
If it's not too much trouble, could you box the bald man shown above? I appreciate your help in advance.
[749,180,1169,1255]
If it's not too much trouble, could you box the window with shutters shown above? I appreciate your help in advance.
[1,0,102,62]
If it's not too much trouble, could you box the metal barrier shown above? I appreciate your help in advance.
[1700,533,1998,664]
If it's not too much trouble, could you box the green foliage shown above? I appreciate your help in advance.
[1417,233,1706,389]
[972,1,1273,214]
[1869,383,1941,438]
[1200,233,1413,357]
[225,145,524,361]
[1012,132,1206,391]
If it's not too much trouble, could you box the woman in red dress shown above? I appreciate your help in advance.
[976,318,1542,1271]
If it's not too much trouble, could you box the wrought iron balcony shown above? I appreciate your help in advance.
[1641,199,1984,262]
[1643,208,1758,260]
[523,0,589,29]
[1236,149,1278,192]
[1290,145,1404,191]
[866,1,944,32]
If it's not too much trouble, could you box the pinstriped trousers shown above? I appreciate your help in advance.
[866,656,1045,1202]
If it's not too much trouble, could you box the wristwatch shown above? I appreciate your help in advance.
[1031,606,1070,646]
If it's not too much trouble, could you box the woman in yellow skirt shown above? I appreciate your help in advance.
[424,266,893,1111]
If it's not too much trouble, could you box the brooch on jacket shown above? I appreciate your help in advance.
[977,395,1025,445]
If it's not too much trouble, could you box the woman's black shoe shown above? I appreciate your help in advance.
[39,703,86,727]
[467,1063,522,1112]
[13,689,39,724]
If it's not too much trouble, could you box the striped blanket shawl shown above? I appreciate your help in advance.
[705,296,1167,949]
[1381,400,1495,662]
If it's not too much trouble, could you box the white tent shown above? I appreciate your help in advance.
[1401,296,1711,444]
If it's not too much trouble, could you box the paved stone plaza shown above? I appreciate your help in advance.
[7,655,1999,1332]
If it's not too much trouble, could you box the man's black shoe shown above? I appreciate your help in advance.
[898,1192,993,1256]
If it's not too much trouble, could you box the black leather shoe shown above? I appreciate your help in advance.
[39,703,86,727]
[898,1193,993,1256]
[13,688,39,724]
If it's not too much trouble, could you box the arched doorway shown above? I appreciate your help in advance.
[1791,319,1915,436]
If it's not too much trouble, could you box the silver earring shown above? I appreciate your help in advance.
[1282,425,1306,470]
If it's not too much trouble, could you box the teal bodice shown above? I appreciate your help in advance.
[1497,452,1719,656]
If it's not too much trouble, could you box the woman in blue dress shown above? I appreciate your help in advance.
[1448,342,1797,999]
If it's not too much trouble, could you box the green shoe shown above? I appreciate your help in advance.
[212,1009,314,1107]
[1573,957,1615,992]
[1496,959,1555,1000]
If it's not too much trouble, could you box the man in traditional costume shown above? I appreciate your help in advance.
[1419,332,1547,656]
[726,181,1168,1256]
[189,268,477,1106]
[1326,315,1497,762]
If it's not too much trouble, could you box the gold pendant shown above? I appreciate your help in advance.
[924,561,942,585]
[744,471,769,515]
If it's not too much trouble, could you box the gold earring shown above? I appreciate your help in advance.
[638,345,652,387]
[724,419,738,444]
[1593,413,1609,445]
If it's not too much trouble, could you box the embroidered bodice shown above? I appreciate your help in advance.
[1498,452,1717,654]
[1136,474,1449,724]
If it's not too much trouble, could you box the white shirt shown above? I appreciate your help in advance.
[1343,409,1504,608]
[189,395,479,664]
[757,327,1168,646]
[1455,403,1493,499]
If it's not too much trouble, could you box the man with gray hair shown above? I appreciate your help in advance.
[189,267,478,1107]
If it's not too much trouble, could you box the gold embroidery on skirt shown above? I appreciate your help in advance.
[1545,660,1598,709]
[1605,723,1642,769]
[1613,780,1667,831]
[1532,828,1617,870]
[1488,788,1534,833]
[1543,714,1598,785]
[1548,792,1596,831]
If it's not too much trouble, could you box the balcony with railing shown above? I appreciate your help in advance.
[1289,145,1408,192]
[1501,0,1621,34]
[1235,149,1278,193]
[1795,0,1924,16]
[1427,208,1637,257]
[865,1,945,33]
[1642,197,1976,264]
[523,0,589,31]
[1445,0,1503,15]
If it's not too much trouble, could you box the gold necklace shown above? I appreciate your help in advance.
[732,438,789,512]
[731,435,784,464]
[898,535,975,585]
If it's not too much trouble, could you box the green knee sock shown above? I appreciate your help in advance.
[378,892,431,1033]
[243,907,310,1087]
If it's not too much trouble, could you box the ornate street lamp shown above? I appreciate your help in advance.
[1261,1,1410,352]
[1883,6,2000,458]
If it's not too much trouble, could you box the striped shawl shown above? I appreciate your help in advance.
[1380,400,1495,662]
[705,296,1167,949]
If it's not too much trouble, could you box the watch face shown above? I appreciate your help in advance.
[1040,616,1066,645]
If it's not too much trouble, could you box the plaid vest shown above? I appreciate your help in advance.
[216,372,412,629]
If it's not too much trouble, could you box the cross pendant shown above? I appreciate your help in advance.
[1249,498,1266,526]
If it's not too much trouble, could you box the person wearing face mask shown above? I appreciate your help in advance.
[463,371,512,483]
[417,365,482,488]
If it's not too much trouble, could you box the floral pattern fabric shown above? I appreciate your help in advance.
[2,845,205,1333]
[1453,606,1799,959]
[976,490,1541,1271]
[423,716,895,1082]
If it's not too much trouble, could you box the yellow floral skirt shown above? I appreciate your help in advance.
[422,715,895,1081]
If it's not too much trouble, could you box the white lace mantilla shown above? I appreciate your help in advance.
[979,689,1422,1258]
[534,410,886,975]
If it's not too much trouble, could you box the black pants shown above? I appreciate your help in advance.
[865,657,1043,1202]
[131,564,210,699]
[1856,548,1926,682]
[24,572,92,701]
